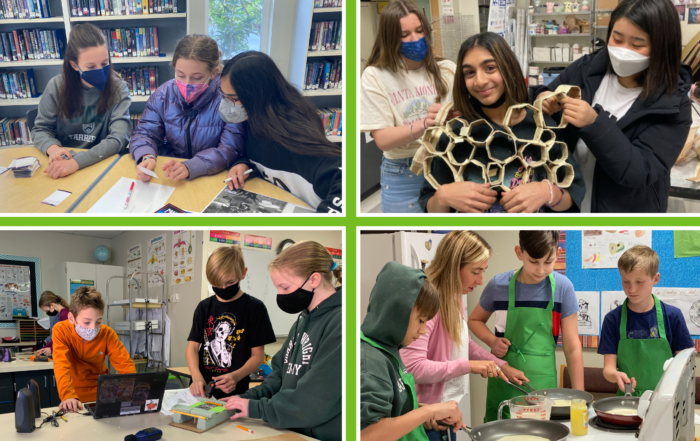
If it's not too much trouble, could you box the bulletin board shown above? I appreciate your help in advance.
[563,230,700,344]
[0,254,40,327]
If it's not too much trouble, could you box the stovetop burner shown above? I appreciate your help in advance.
[588,416,640,433]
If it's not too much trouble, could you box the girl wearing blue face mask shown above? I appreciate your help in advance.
[533,0,692,213]
[129,34,245,183]
[31,23,132,179]
[361,0,457,213]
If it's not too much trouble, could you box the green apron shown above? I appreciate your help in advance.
[360,332,429,441]
[616,295,673,397]
[484,269,558,422]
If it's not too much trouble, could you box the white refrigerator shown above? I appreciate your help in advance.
[360,231,472,432]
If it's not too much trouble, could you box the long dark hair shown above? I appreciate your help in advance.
[58,23,121,119]
[607,0,681,101]
[365,0,449,103]
[452,32,528,121]
[221,51,340,157]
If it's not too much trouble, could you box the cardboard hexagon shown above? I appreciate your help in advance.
[486,130,518,164]
[547,141,569,165]
[528,163,554,183]
[472,145,490,166]
[501,156,530,191]
[519,142,548,167]
[446,140,475,166]
[465,119,493,145]
[422,127,451,156]
[503,103,545,143]
[487,162,503,186]
[461,161,487,184]
[444,117,470,140]
[551,163,575,188]
[424,155,459,189]
[539,128,556,148]
[533,85,582,129]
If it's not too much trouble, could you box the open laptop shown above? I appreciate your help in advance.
[85,371,168,419]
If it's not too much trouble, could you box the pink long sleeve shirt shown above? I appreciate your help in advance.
[400,298,506,404]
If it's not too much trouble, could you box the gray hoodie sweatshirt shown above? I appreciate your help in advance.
[31,75,132,169]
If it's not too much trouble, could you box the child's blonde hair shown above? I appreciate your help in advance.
[171,34,222,75]
[39,291,69,309]
[426,231,491,346]
[269,241,335,288]
[70,287,105,317]
[618,245,659,278]
[206,245,246,287]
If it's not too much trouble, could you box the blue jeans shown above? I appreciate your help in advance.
[380,157,425,213]
[425,428,455,441]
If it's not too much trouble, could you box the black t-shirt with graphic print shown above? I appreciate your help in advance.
[187,293,276,399]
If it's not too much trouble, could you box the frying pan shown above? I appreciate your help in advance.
[532,388,594,418]
[592,384,641,426]
[456,419,570,441]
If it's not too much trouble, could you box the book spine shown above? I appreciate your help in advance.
[142,0,147,14]
[54,29,66,59]
[148,65,155,92]
[12,31,21,61]
[22,29,31,59]
[152,26,158,56]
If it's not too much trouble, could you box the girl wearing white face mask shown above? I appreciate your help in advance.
[534,0,692,213]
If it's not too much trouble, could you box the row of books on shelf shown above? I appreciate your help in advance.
[115,66,160,96]
[100,27,160,58]
[0,116,32,146]
[303,59,342,90]
[308,20,342,52]
[319,108,341,137]
[130,113,140,130]
[0,68,38,99]
[0,0,53,19]
[0,29,66,62]
[71,0,178,16]
[314,0,341,7]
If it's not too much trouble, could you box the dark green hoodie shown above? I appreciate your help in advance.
[241,287,341,441]
[360,262,427,430]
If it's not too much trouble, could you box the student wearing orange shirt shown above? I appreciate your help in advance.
[52,286,135,412]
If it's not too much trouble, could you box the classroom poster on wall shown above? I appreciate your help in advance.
[243,234,272,251]
[171,230,195,286]
[69,279,94,296]
[127,244,142,280]
[209,231,241,245]
[147,235,167,288]
[575,291,600,336]
[0,265,31,319]
[601,291,628,326]
[487,0,515,35]
[653,287,700,335]
[582,230,652,269]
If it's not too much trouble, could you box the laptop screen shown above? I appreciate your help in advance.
[92,372,168,418]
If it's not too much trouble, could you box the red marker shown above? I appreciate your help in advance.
[124,181,135,209]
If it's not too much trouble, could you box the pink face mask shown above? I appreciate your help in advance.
[176,74,211,104]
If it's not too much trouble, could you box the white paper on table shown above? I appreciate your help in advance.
[41,189,72,207]
[160,388,200,415]
[87,177,175,213]
[0,166,8,176]
[575,291,601,336]
[138,166,159,179]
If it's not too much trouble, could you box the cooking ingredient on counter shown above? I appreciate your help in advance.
[605,408,638,416]
[552,399,572,407]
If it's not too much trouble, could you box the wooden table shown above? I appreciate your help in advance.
[72,154,310,213]
[0,355,53,373]
[0,405,318,440]
[0,146,119,213]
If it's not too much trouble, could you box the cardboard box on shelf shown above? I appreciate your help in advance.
[597,14,611,26]
[597,0,619,9]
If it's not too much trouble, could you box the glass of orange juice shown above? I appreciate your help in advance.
[570,398,588,436]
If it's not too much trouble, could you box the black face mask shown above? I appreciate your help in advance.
[470,92,507,109]
[277,273,315,314]
[212,282,240,301]
[45,309,58,317]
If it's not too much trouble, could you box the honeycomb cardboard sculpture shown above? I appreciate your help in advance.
[171,397,238,432]
[410,85,579,195]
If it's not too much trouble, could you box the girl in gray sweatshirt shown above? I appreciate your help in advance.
[31,23,131,179]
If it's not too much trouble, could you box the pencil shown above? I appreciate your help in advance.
[124,181,135,209]
[236,425,254,434]
[224,169,253,183]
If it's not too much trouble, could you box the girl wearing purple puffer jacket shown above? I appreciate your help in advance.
[130,34,245,182]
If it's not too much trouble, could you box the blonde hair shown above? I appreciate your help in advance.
[269,241,335,288]
[618,245,659,278]
[206,246,246,287]
[426,231,491,346]
[69,286,105,317]
[39,291,69,309]
[171,34,222,75]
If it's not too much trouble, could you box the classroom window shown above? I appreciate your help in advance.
[208,0,273,59]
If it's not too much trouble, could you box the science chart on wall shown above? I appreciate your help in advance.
[147,235,167,288]
[127,244,142,280]
[0,265,31,319]
[582,230,652,269]
[171,230,195,286]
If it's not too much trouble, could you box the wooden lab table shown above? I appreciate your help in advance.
[0,355,53,373]
[72,154,310,213]
[0,146,119,213]
[166,367,263,389]
[0,405,318,440]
